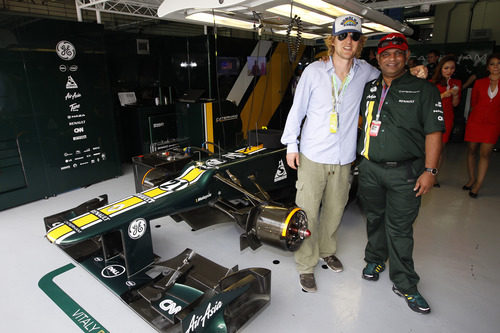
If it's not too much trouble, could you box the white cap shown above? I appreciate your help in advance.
[332,15,362,35]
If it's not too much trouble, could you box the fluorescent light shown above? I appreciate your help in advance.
[406,17,432,23]
[267,4,333,25]
[362,22,398,33]
[186,12,254,30]
[294,0,355,17]
[274,30,323,40]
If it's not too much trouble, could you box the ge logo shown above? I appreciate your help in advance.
[56,40,76,61]
[128,218,147,239]
[159,299,182,315]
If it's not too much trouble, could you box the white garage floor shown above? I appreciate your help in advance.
[1,142,499,333]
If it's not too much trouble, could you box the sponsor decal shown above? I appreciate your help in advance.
[135,192,155,203]
[56,40,76,61]
[60,165,70,170]
[73,135,87,141]
[398,99,415,104]
[101,265,126,278]
[433,109,444,114]
[367,94,376,99]
[128,218,147,239]
[69,103,81,112]
[94,257,103,262]
[185,301,223,333]
[160,178,189,192]
[370,86,377,93]
[90,209,110,221]
[59,64,67,72]
[435,101,442,107]
[438,115,444,121]
[153,122,164,128]
[159,299,182,315]
[215,115,238,123]
[125,280,136,287]
[222,152,246,160]
[195,192,212,203]
[399,90,420,93]
[66,75,78,89]
[65,92,82,100]
[69,65,78,72]
[69,120,86,126]
[63,219,82,233]
[274,159,287,182]
[74,127,85,134]
[204,158,226,168]
[68,114,86,119]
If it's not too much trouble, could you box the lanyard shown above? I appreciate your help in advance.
[332,71,352,111]
[375,82,390,121]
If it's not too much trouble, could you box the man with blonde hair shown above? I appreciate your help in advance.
[281,14,379,292]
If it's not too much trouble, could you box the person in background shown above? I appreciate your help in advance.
[463,53,500,198]
[357,33,444,314]
[429,55,461,186]
[426,49,440,79]
[280,14,380,293]
[407,56,420,69]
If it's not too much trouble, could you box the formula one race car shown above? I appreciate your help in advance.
[44,144,310,332]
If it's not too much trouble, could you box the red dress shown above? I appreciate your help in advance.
[465,78,500,144]
[436,78,462,143]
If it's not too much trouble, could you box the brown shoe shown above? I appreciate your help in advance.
[299,273,317,292]
[322,255,343,272]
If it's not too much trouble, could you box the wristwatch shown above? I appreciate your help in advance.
[424,167,438,175]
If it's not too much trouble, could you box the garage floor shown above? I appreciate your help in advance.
[1,142,499,333]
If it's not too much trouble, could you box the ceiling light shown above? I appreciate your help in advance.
[294,0,355,17]
[267,4,333,25]
[186,12,255,30]
[362,22,398,33]
[406,17,432,23]
[274,30,323,40]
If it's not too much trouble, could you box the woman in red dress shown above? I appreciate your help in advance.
[463,53,500,198]
[430,55,461,186]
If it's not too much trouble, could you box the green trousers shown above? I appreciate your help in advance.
[357,157,424,294]
[294,154,351,274]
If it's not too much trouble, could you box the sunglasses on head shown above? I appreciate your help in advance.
[337,32,361,42]
[378,37,407,49]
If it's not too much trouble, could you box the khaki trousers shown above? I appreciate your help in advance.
[294,154,351,274]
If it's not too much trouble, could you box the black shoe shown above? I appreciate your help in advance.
[469,191,478,198]
[322,255,343,272]
[392,285,431,314]
[299,273,317,293]
[362,262,385,281]
[462,185,472,191]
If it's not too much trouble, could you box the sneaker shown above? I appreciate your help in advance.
[322,255,343,272]
[362,262,385,281]
[392,285,431,314]
[299,273,317,293]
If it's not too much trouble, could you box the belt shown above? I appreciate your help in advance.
[371,158,417,168]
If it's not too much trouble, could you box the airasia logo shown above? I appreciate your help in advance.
[101,265,126,278]
[185,301,222,333]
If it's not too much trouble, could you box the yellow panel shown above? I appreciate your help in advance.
[47,224,73,243]
[236,144,264,154]
[99,196,143,215]
[143,187,167,198]
[72,214,99,228]
[181,168,204,182]
[204,103,214,152]
[240,42,305,137]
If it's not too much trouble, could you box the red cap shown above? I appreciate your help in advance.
[377,33,408,54]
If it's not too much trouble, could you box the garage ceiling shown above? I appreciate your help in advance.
[74,0,471,39]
